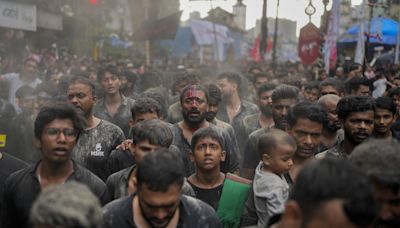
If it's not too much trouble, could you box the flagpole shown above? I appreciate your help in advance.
[209,0,220,63]
[395,19,400,64]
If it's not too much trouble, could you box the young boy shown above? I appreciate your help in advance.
[253,128,296,227]
[188,127,251,227]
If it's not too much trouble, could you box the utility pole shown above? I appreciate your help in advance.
[272,0,280,67]
[260,0,268,61]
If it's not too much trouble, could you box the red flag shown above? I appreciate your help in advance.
[298,23,321,65]
[250,35,272,62]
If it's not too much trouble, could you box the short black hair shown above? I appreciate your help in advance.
[34,102,86,140]
[97,65,120,82]
[69,76,96,97]
[337,96,375,121]
[291,158,377,227]
[137,148,184,192]
[271,84,299,103]
[319,78,345,94]
[252,72,270,84]
[130,119,173,148]
[375,97,396,115]
[304,81,320,91]
[287,102,328,128]
[121,70,138,84]
[256,83,277,98]
[179,84,209,104]
[191,127,224,152]
[130,97,161,120]
[141,87,169,120]
[207,84,222,104]
[257,128,296,158]
[345,77,372,94]
[218,72,242,87]
[15,85,36,99]
[350,139,400,194]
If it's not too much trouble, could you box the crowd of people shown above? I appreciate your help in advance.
[0,51,400,228]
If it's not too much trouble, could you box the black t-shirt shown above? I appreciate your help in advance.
[103,194,222,228]
[72,120,125,181]
[188,180,223,210]
[1,161,110,228]
[0,153,28,206]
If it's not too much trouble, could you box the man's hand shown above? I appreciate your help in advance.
[116,139,133,150]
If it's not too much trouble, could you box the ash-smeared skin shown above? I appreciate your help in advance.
[72,120,125,181]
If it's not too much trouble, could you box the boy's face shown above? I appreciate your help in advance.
[374,108,395,135]
[263,144,295,175]
[191,137,225,171]
[130,139,161,163]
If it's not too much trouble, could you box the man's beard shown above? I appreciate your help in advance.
[324,122,341,133]
[139,199,176,228]
[182,110,205,127]
[205,111,216,122]
[260,105,272,117]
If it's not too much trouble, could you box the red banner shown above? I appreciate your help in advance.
[298,23,321,65]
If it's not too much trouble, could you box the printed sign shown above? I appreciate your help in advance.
[0,1,36,31]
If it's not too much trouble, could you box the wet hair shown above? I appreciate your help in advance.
[256,83,277,98]
[130,119,173,148]
[141,87,169,120]
[137,148,184,192]
[15,85,35,99]
[287,102,328,128]
[218,72,242,87]
[34,102,86,140]
[375,97,396,115]
[271,84,299,103]
[130,97,161,120]
[252,72,270,84]
[336,96,375,121]
[171,71,200,95]
[319,78,345,94]
[179,84,209,104]
[97,65,120,82]
[257,128,296,158]
[291,158,377,227]
[345,77,372,94]
[350,139,400,194]
[190,127,224,152]
[30,181,102,228]
[304,81,319,91]
[68,76,96,96]
[121,70,138,84]
[207,84,222,104]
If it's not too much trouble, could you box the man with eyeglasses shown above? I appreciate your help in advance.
[0,102,109,228]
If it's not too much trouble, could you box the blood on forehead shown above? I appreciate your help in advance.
[184,86,203,99]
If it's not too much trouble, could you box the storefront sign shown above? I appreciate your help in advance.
[0,1,36,31]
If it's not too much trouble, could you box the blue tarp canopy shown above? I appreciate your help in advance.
[339,17,399,45]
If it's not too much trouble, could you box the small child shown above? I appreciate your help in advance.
[253,128,296,227]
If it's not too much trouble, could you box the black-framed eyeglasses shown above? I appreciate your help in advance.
[44,128,78,141]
